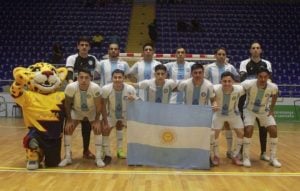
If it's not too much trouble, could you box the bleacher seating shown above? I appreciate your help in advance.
[0,0,132,81]
[155,2,300,97]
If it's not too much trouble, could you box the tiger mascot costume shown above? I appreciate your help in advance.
[10,62,67,170]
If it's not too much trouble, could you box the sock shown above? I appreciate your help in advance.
[243,137,251,160]
[116,130,123,151]
[95,135,103,159]
[64,135,72,159]
[102,136,111,156]
[81,121,91,152]
[210,131,215,158]
[225,130,233,153]
[257,118,267,154]
[214,139,219,158]
[270,137,278,160]
[233,138,243,158]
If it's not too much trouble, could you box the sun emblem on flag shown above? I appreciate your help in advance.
[160,129,177,145]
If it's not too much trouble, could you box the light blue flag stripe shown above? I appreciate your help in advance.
[127,101,213,127]
[127,143,210,169]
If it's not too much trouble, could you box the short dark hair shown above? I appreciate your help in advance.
[154,64,167,72]
[77,36,91,45]
[191,63,204,72]
[78,68,92,77]
[250,41,262,49]
[143,43,154,50]
[221,71,235,80]
[112,69,125,77]
[257,66,270,75]
[214,47,227,54]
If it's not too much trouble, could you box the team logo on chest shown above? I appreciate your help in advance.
[164,89,169,94]
[201,92,207,97]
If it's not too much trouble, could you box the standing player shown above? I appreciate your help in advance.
[241,67,281,168]
[101,69,137,164]
[65,36,99,160]
[165,47,195,104]
[239,41,272,161]
[95,42,130,161]
[128,43,161,100]
[95,43,130,86]
[211,71,244,166]
[129,64,177,104]
[59,69,108,167]
[204,47,239,159]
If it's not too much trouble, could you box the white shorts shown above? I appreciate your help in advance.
[71,110,96,121]
[212,114,244,130]
[243,109,276,127]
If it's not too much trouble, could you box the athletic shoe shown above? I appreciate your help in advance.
[270,158,282,168]
[212,156,220,166]
[117,150,126,159]
[95,158,105,167]
[27,161,39,170]
[226,151,233,159]
[83,150,95,160]
[243,158,251,167]
[232,156,243,166]
[58,158,72,167]
[103,155,112,165]
[260,152,270,161]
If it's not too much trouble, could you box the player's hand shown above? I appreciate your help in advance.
[268,110,274,117]
[65,119,75,134]
[92,120,101,134]
[211,104,220,112]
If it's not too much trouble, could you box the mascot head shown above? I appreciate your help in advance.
[13,62,68,94]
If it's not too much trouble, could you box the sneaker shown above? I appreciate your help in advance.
[260,152,270,161]
[95,158,105,167]
[117,150,126,159]
[270,158,282,168]
[226,151,233,159]
[83,150,95,160]
[243,158,251,167]
[58,158,72,167]
[232,156,243,166]
[212,156,220,166]
[103,155,112,165]
[27,161,39,170]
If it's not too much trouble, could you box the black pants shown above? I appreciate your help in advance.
[35,136,62,167]
[81,120,92,152]
[239,95,267,154]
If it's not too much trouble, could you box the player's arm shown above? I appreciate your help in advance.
[268,91,278,117]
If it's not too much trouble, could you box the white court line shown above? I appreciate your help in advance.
[0,167,300,177]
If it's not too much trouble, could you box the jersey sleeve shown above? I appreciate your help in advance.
[128,62,138,75]
[177,79,187,92]
[64,83,76,98]
[138,80,150,89]
[66,55,75,69]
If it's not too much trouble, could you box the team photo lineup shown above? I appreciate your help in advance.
[11,36,281,170]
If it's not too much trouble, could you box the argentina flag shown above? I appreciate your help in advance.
[127,101,213,169]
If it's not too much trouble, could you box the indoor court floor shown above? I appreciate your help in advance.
[0,118,299,191]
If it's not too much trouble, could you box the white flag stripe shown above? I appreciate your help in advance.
[127,120,211,150]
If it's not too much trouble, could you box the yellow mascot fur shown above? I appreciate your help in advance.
[10,62,67,170]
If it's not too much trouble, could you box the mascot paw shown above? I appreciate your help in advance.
[27,160,39,170]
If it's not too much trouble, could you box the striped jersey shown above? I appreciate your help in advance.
[177,78,214,105]
[165,61,195,103]
[213,84,245,116]
[101,83,136,120]
[241,79,278,114]
[138,79,177,104]
[204,62,239,84]
[65,81,102,121]
[95,59,130,86]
